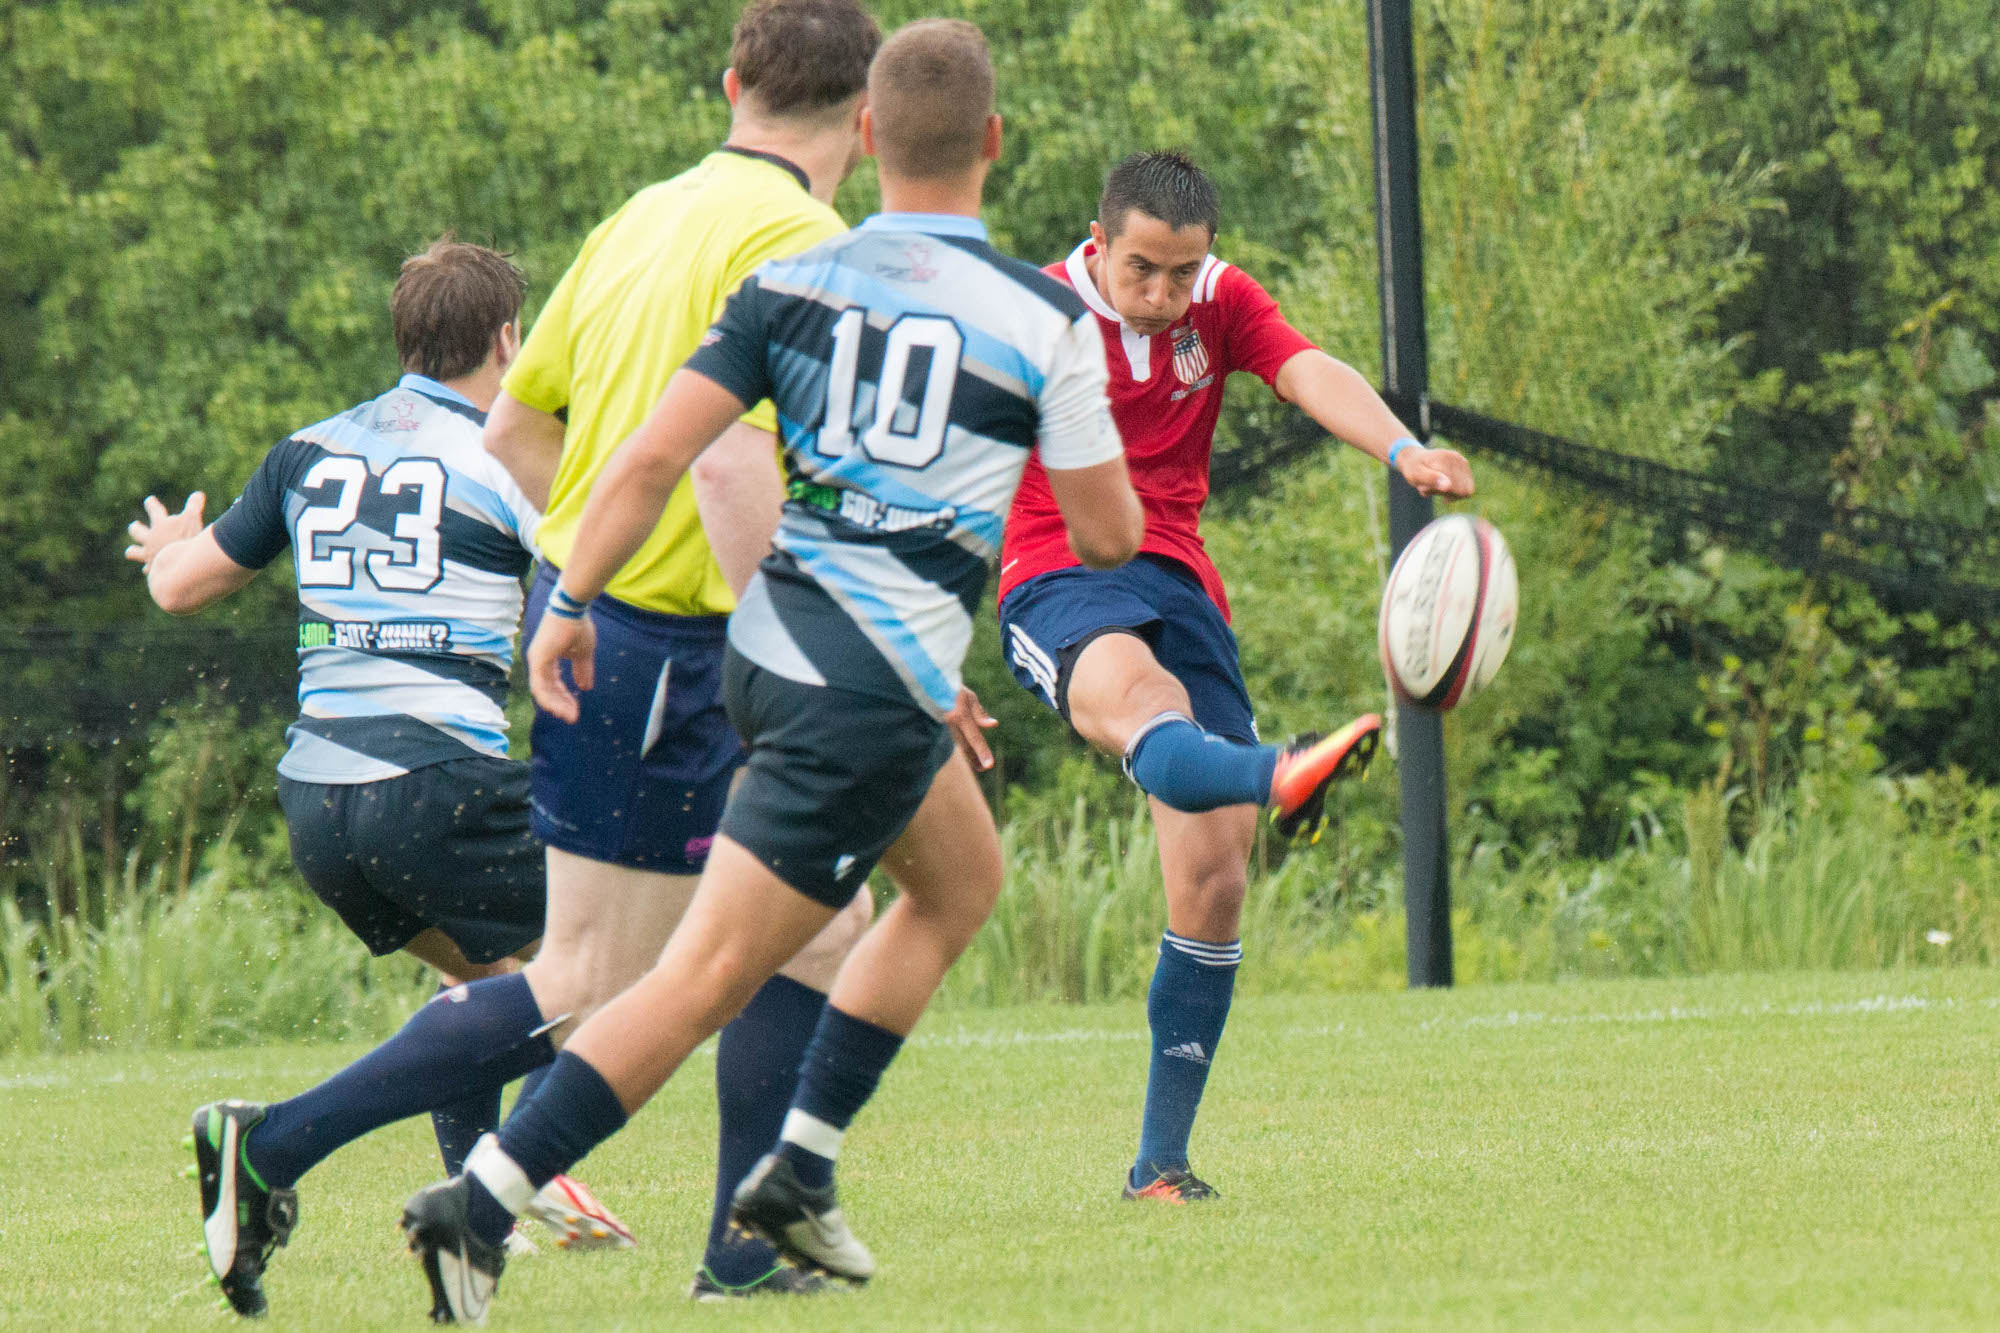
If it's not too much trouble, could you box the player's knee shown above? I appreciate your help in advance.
[779,889,872,989]
[1111,664,1192,738]
[944,862,1004,948]
[1187,862,1248,920]
[675,943,771,1032]
[1075,674,1188,753]
[521,947,634,1034]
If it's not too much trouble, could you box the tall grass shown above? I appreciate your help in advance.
[6,768,1999,1054]
[0,844,429,1057]
[944,766,2000,1007]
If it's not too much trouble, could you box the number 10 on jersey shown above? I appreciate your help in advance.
[817,310,963,469]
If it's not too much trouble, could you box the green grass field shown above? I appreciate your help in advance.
[4,968,1997,1330]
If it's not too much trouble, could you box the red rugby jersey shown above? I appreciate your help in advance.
[1000,240,1316,620]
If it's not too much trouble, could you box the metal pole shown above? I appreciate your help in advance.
[1367,0,1453,987]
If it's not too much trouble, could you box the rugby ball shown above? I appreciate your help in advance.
[1378,514,1517,710]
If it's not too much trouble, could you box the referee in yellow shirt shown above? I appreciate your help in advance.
[482,0,881,1299]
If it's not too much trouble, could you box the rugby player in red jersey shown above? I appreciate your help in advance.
[989,150,1475,1204]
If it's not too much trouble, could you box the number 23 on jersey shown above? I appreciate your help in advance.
[295,456,447,592]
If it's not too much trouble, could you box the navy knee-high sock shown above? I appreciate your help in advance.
[513,1062,550,1107]
[1126,713,1277,813]
[1133,932,1240,1186]
[701,974,827,1288]
[776,1005,905,1191]
[432,1086,501,1176]
[427,985,506,1176]
[434,1052,554,1175]
[244,973,554,1190]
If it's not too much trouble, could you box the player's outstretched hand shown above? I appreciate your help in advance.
[125,492,206,569]
[1397,445,1475,500]
[946,686,997,771]
[528,612,596,723]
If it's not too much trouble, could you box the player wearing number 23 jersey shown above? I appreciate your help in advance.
[212,374,541,784]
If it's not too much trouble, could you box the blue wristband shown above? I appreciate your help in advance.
[1386,436,1419,470]
[546,585,589,620]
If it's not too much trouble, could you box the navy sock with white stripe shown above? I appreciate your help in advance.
[1125,712,1278,813]
[776,1005,905,1191]
[704,974,826,1286]
[1133,932,1240,1186]
[465,1050,629,1248]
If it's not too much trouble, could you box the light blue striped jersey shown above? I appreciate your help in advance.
[211,374,540,783]
[685,212,1123,718]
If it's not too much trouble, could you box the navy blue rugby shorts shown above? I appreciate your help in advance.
[524,563,744,875]
[278,756,544,965]
[997,553,1258,744]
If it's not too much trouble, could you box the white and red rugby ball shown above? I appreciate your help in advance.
[1378,514,1518,710]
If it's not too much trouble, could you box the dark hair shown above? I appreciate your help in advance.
[733,0,881,119]
[868,20,993,180]
[1098,150,1220,240]
[391,238,526,381]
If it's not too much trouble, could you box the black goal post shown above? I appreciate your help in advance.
[1368,0,1454,988]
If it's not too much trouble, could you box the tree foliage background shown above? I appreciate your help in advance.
[3,0,1998,936]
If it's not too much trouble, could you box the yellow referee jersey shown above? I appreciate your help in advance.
[504,148,844,615]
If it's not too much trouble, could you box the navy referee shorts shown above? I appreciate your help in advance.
[524,563,745,875]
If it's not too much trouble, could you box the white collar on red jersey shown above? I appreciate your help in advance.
[1065,241,1125,324]
[1065,241,1229,382]
[1063,241,1231,325]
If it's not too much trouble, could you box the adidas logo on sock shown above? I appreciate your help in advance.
[1161,1041,1210,1065]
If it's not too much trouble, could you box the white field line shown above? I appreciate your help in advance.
[0,991,1989,1090]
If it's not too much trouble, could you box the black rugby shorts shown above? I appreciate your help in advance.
[718,646,954,908]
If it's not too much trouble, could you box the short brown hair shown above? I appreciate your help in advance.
[390,239,526,381]
[867,19,993,180]
[733,0,880,120]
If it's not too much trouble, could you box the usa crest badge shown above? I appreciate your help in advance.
[1171,325,1210,385]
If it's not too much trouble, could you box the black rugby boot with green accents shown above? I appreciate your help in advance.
[187,1100,299,1317]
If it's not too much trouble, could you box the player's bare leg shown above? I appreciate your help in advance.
[828,751,1004,1030]
[547,750,994,1110]
[1065,630,1193,755]
[555,842,838,1108]
[520,846,875,1037]
[518,850,703,1044]
[780,887,876,989]
[1153,800,1256,944]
